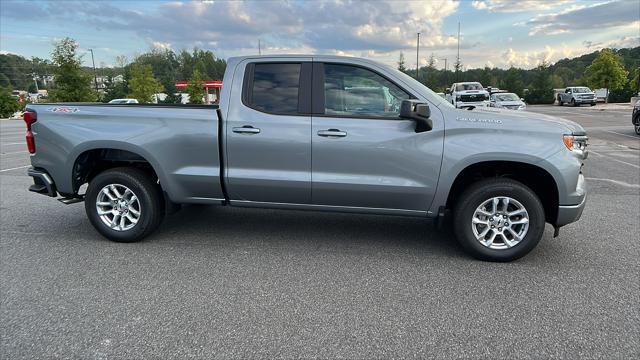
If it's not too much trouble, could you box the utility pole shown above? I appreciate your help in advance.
[416,32,421,80]
[258,40,261,55]
[456,22,461,82]
[88,48,98,93]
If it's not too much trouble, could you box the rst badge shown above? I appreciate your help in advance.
[48,106,79,113]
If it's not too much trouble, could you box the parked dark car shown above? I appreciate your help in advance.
[633,100,640,135]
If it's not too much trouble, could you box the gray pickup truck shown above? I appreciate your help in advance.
[557,87,597,106]
[24,55,588,261]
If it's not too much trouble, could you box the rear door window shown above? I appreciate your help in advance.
[246,63,301,115]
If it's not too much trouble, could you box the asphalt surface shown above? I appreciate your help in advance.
[1,104,639,358]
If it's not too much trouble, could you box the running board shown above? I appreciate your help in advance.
[58,197,84,205]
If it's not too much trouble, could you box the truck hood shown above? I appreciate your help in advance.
[468,106,585,134]
[495,100,525,106]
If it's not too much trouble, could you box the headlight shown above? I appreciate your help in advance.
[563,134,588,152]
[519,104,526,110]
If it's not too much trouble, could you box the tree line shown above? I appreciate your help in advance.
[0,37,227,108]
[399,47,639,104]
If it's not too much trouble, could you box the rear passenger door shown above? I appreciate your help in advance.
[225,58,312,204]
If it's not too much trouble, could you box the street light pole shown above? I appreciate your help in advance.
[88,48,98,93]
[416,32,421,80]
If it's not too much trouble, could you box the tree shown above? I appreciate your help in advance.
[501,67,525,97]
[102,76,128,103]
[185,69,205,104]
[0,87,22,118]
[524,61,554,104]
[425,54,437,87]
[585,48,628,102]
[128,63,163,103]
[49,38,96,102]
[397,52,407,72]
[631,66,640,94]
[160,82,183,104]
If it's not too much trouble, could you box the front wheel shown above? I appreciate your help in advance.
[452,179,546,262]
[85,167,164,242]
[635,122,640,135]
[571,98,577,107]
[557,96,563,106]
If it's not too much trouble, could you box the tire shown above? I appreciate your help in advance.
[590,103,596,106]
[634,122,640,135]
[557,96,563,106]
[85,167,164,242]
[571,98,577,107]
[452,178,545,262]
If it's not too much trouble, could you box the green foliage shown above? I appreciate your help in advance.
[102,76,129,103]
[524,62,555,104]
[0,87,22,118]
[185,69,205,104]
[128,64,164,103]
[630,66,640,93]
[160,82,182,104]
[500,67,525,97]
[49,38,96,102]
[397,52,406,72]
[585,48,628,91]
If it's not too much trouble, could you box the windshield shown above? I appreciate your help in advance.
[456,83,483,91]
[494,93,520,101]
[573,87,592,93]
[384,64,454,108]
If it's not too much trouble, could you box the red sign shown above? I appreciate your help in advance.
[175,80,222,89]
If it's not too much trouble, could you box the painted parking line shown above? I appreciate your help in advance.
[1,150,28,155]
[604,130,640,140]
[0,142,27,146]
[0,165,30,172]
[586,177,640,189]
[590,150,640,169]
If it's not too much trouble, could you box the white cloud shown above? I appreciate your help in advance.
[525,0,639,35]
[472,0,572,13]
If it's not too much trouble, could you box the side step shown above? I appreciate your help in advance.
[58,196,84,205]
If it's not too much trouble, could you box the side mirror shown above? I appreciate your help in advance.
[521,98,525,101]
[400,100,432,133]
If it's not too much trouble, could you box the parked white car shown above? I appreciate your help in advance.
[490,92,526,110]
[108,98,139,104]
[445,82,490,108]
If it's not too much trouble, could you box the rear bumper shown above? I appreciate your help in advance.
[27,167,57,197]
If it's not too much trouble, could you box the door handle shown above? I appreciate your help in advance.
[317,129,347,138]
[232,126,260,134]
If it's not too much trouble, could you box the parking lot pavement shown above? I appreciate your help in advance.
[1,107,639,358]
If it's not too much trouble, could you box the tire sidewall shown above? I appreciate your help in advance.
[85,169,160,242]
[454,181,545,262]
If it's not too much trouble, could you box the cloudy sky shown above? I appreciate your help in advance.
[1,0,638,70]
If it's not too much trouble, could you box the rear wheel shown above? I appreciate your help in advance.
[452,178,545,262]
[635,122,640,135]
[85,167,164,242]
[557,95,563,106]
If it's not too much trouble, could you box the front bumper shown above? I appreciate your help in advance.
[575,98,596,104]
[27,167,57,197]
[556,173,586,227]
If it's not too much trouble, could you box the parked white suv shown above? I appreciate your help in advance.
[445,82,490,108]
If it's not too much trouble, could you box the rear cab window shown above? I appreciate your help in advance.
[242,62,311,115]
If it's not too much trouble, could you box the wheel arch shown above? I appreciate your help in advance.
[443,160,560,224]
[69,142,170,199]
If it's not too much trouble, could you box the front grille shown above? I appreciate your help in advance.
[504,105,520,109]
[460,94,487,102]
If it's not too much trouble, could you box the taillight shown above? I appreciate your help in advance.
[23,111,37,154]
